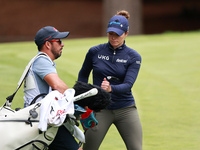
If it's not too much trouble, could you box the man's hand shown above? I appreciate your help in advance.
[78,147,83,150]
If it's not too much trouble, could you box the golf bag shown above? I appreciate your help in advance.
[0,101,57,150]
[0,82,111,150]
[0,88,80,150]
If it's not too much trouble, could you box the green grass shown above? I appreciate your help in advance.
[0,31,200,150]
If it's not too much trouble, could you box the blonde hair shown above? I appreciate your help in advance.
[116,10,130,20]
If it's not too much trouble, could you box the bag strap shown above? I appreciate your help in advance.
[4,52,48,107]
[15,140,48,150]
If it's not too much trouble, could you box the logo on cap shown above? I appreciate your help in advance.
[109,19,124,28]
[53,28,58,32]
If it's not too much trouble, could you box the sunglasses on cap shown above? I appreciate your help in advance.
[48,39,62,45]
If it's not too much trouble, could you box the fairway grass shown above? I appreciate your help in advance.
[0,31,199,150]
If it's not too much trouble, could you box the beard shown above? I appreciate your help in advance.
[51,47,62,59]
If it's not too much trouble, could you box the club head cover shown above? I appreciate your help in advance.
[73,81,112,111]
[80,108,98,131]
[74,104,86,120]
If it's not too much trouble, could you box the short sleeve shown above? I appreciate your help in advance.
[33,56,57,79]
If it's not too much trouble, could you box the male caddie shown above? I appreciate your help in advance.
[23,26,82,150]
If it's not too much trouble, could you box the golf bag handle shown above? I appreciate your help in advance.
[30,93,47,105]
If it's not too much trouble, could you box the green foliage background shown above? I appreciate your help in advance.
[0,31,200,150]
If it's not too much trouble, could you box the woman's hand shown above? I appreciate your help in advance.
[101,78,112,92]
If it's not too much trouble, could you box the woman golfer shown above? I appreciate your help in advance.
[78,10,143,150]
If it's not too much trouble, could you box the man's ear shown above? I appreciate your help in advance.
[125,31,129,36]
[44,41,52,49]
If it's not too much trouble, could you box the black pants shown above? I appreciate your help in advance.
[48,125,79,150]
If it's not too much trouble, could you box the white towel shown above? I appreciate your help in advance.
[38,89,75,131]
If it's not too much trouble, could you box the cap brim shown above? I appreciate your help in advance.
[54,32,70,39]
[107,27,124,36]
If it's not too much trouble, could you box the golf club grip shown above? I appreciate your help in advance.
[73,88,98,102]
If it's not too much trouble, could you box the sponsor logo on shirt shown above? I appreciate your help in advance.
[116,59,127,63]
[136,61,141,64]
[98,55,128,63]
[98,54,109,60]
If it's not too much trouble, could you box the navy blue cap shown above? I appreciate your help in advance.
[34,26,70,46]
[107,15,129,36]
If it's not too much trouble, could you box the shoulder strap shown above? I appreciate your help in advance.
[4,52,48,107]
